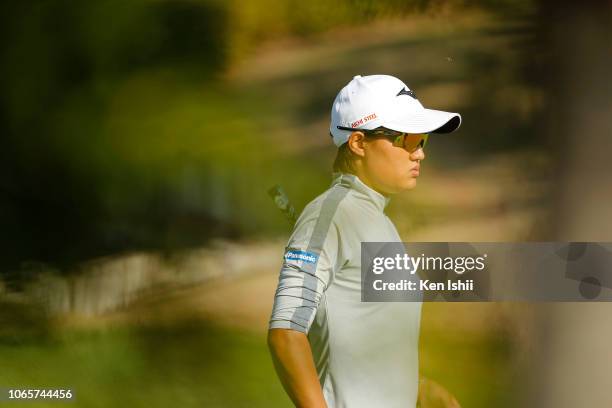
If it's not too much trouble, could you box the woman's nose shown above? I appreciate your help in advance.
[410,147,425,161]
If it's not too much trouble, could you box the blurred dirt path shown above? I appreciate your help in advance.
[61,269,279,335]
[62,151,544,336]
[68,210,536,335]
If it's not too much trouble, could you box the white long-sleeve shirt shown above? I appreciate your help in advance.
[269,172,422,408]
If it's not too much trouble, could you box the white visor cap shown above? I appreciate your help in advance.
[330,74,461,146]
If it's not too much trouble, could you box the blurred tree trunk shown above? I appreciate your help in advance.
[526,1,612,407]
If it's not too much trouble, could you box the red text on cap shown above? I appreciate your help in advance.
[351,113,377,128]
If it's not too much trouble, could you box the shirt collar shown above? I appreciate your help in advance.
[331,172,391,212]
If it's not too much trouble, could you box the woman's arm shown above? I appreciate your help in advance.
[267,328,327,408]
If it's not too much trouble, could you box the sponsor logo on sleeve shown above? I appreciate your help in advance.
[284,249,319,264]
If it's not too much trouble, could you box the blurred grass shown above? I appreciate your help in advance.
[0,315,516,408]
[0,322,291,407]
[420,307,519,408]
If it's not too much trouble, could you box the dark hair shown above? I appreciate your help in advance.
[332,142,358,174]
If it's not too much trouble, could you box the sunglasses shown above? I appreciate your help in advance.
[337,126,428,153]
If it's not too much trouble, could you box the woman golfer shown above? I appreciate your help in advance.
[268,74,461,408]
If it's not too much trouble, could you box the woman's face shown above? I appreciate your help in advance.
[361,136,426,195]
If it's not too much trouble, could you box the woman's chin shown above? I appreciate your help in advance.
[402,178,417,191]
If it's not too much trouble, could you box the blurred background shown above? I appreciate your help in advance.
[1,0,611,407]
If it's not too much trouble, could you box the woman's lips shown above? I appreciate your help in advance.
[411,166,420,176]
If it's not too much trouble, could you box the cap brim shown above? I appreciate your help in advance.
[384,108,461,134]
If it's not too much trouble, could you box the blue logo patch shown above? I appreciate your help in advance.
[284,249,318,264]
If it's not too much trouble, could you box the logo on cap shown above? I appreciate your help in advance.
[397,87,417,99]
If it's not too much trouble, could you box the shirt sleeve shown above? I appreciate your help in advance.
[268,211,340,334]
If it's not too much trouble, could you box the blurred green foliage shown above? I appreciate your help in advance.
[0,0,537,273]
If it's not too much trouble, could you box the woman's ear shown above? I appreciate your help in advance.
[347,131,366,157]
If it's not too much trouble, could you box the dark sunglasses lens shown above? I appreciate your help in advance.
[402,134,428,151]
